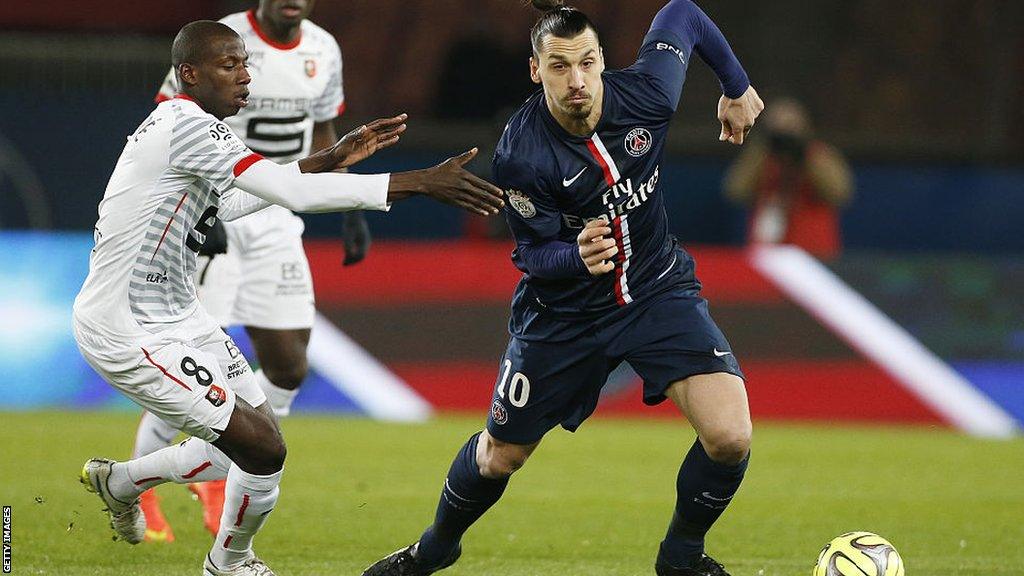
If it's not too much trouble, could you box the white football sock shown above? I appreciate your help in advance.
[132,411,178,458]
[256,369,299,417]
[209,466,283,569]
[108,437,232,500]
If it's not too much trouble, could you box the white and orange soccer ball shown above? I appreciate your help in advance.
[812,532,905,576]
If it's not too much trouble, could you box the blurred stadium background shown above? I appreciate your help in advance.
[2,0,1021,431]
[1,1,1023,574]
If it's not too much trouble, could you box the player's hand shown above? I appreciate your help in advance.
[330,113,408,169]
[718,86,764,146]
[421,148,505,216]
[341,211,371,266]
[577,218,617,276]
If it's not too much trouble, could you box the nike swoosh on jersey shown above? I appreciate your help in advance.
[562,167,587,187]
[713,348,732,357]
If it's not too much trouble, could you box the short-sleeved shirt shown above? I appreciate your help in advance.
[73,96,263,340]
[493,28,701,340]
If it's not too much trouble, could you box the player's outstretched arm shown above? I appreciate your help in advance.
[234,147,504,216]
[298,113,408,173]
[644,0,764,144]
[387,148,506,216]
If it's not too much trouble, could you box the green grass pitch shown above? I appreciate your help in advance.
[3,411,1022,575]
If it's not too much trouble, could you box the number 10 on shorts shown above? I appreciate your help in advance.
[497,359,531,408]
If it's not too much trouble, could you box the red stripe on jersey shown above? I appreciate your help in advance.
[247,10,302,50]
[155,93,172,104]
[233,153,265,177]
[586,139,617,187]
[234,494,251,526]
[150,192,188,263]
[337,101,347,117]
[612,217,626,306]
[223,535,234,549]
[182,461,213,480]
[141,347,192,391]
[133,476,162,486]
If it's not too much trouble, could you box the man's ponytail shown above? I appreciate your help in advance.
[529,0,565,11]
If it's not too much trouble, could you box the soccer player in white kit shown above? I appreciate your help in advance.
[74,20,504,576]
[135,0,368,541]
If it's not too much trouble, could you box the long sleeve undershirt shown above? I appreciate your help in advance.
[650,0,750,99]
[515,240,591,280]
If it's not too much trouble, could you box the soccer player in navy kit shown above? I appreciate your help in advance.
[363,1,763,575]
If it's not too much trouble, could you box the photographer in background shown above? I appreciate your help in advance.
[724,98,853,259]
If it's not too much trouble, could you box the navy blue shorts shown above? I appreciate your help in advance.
[486,289,743,445]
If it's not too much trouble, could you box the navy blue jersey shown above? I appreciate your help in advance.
[494,28,702,334]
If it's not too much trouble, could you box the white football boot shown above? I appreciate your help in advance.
[203,554,277,576]
[79,458,146,544]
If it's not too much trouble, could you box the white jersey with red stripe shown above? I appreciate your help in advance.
[155,10,345,242]
[74,96,261,341]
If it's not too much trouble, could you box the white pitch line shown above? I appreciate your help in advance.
[751,245,1018,439]
[307,313,432,422]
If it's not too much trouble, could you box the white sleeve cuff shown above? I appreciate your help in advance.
[235,159,391,213]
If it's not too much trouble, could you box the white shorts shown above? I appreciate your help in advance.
[197,206,315,330]
[74,315,266,443]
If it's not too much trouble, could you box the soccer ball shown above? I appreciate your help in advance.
[812,531,905,576]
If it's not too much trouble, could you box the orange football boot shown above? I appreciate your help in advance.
[140,488,175,543]
[188,479,226,537]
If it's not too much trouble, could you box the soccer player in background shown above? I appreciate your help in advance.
[136,0,363,541]
[75,21,503,576]
[362,1,762,575]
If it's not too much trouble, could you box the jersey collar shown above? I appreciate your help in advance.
[247,9,302,51]
[171,93,208,113]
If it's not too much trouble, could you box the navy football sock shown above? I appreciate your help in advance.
[416,432,509,567]
[659,439,749,568]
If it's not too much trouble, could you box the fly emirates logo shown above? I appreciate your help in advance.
[562,166,660,229]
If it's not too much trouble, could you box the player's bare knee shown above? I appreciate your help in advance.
[222,407,288,472]
[245,429,287,472]
[262,361,308,390]
[264,432,288,469]
[477,434,533,479]
[479,450,527,478]
[253,412,287,467]
[702,426,751,466]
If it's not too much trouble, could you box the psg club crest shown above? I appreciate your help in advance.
[491,400,509,425]
[624,127,653,157]
[206,385,227,407]
[304,59,317,78]
[506,189,536,218]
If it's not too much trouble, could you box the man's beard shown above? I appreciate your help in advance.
[563,99,593,120]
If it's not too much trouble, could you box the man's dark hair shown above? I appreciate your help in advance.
[171,20,241,68]
[528,0,600,55]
